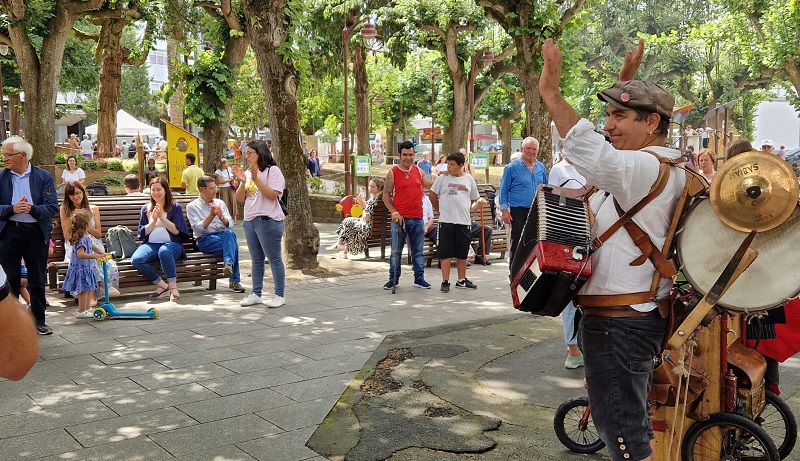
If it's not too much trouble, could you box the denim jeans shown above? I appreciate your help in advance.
[196,230,240,282]
[243,217,285,297]
[388,218,425,284]
[130,241,184,283]
[579,314,667,461]
[561,301,578,346]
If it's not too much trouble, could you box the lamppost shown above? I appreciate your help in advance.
[429,70,437,156]
[342,21,379,196]
[0,43,8,141]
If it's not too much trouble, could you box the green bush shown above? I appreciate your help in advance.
[79,159,99,171]
[97,174,123,186]
[105,160,124,171]
[332,181,345,196]
[55,153,68,164]
[307,176,326,194]
[127,163,139,173]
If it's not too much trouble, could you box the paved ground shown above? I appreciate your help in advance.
[1,223,798,460]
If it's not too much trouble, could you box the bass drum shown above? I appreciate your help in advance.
[676,198,800,312]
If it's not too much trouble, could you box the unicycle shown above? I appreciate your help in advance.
[92,255,159,321]
[553,396,605,454]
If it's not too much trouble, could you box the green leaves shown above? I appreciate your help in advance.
[177,50,234,126]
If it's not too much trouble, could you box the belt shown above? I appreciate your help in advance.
[579,305,660,318]
[10,221,38,228]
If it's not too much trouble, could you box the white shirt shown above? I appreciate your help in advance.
[61,168,86,183]
[80,139,93,156]
[564,119,686,311]
[548,159,586,189]
[430,174,479,225]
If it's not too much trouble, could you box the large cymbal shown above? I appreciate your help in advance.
[710,150,799,232]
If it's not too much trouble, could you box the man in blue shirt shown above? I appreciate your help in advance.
[416,151,433,179]
[498,136,548,263]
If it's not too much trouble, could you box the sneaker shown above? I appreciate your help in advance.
[326,242,344,251]
[413,279,431,289]
[76,310,94,319]
[229,281,246,293]
[90,298,98,307]
[108,286,121,297]
[240,293,264,306]
[223,263,234,277]
[383,281,397,290]
[37,324,53,335]
[474,258,492,266]
[455,279,477,289]
[440,281,450,293]
[335,251,348,260]
[266,295,285,308]
[565,354,584,369]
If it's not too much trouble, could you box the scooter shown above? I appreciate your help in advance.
[92,255,159,321]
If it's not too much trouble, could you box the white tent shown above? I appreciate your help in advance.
[85,109,161,137]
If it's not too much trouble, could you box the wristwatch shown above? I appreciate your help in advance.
[0,265,8,302]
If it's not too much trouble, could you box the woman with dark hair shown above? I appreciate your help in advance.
[131,177,190,302]
[60,155,86,193]
[726,139,754,160]
[233,140,286,308]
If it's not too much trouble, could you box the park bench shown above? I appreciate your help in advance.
[48,194,225,293]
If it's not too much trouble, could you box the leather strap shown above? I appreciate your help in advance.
[580,305,660,318]
[575,292,654,307]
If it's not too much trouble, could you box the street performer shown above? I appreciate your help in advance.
[539,38,685,461]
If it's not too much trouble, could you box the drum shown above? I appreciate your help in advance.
[676,198,800,311]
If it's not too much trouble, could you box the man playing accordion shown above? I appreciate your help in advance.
[538,39,686,461]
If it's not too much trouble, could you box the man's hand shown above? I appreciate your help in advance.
[391,211,403,223]
[539,39,564,98]
[12,196,31,214]
[619,38,644,81]
[500,209,512,225]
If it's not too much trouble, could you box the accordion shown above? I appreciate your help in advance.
[510,185,594,316]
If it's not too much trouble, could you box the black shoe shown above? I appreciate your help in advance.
[37,324,53,335]
[455,278,477,289]
[474,258,492,266]
[441,281,450,293]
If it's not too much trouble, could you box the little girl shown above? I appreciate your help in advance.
[62,209,106,319]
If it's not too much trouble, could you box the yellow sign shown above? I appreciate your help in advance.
[163,120,201,189]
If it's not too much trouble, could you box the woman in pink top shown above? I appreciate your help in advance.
[233,140,286,308]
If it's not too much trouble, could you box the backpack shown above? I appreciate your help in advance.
[105,226,137,259]
[86,182,108,196]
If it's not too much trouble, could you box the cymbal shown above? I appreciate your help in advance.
[710,150,799,232]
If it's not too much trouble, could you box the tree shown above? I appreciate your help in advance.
[119,64,161,126]
[478,0,588,164]
[0,0,104,167]
[75,1,155,158]
[477,73,523,162]
[230,52,269,138]
[241,0,319,270]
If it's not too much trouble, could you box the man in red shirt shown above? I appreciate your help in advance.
[382,141,433,290]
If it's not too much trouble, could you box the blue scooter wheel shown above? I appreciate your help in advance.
[93,307,107,321]
[147,308,159,319]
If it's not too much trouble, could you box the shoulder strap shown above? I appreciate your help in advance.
[592,150,671,248]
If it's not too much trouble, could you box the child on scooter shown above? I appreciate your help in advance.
[62,209,107,319]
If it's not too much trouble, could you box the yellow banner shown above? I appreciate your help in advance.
[163,120,201,190]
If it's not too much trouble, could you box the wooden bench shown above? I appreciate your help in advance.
[363,198,391,260]
[48,195,225,293]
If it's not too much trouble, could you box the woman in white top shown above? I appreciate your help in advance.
[60,156,86,191]
[697,148,716,183]
[214,158,238,223]
[233,140,286,308]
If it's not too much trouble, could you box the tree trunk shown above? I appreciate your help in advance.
[96,43,124,159]
[498,116,513,164]
[200,36,249,175]
[9,93,20,136]
[445,72,471,155]
[353,45,369,158]
[167,37,185,128]
[243,0,319,270]
[515,34,552,166]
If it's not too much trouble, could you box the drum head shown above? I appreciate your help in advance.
[677,199,800,311]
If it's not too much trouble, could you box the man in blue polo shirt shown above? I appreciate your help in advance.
[498,136,548,263]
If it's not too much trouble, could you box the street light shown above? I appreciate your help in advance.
[0,43,8,142]
[342,20,380,196]
[429,70,437,156]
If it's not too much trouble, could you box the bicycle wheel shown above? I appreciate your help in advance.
[754,390,797,459]
[553,396,605,454]
[681,412,780,461]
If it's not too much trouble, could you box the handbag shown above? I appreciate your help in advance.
[267,166,289,216]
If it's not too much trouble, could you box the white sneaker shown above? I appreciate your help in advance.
[108,286,121,297]
[326,242,343,251]
[335,251,347,260]
[240,293,263,306]
[266,295,285,308]
[76,310,94,319]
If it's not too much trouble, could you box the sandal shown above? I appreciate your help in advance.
[149,285,169,298]
[170,288,181,302]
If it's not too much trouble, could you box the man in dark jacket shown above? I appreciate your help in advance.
[0,136,59,335]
